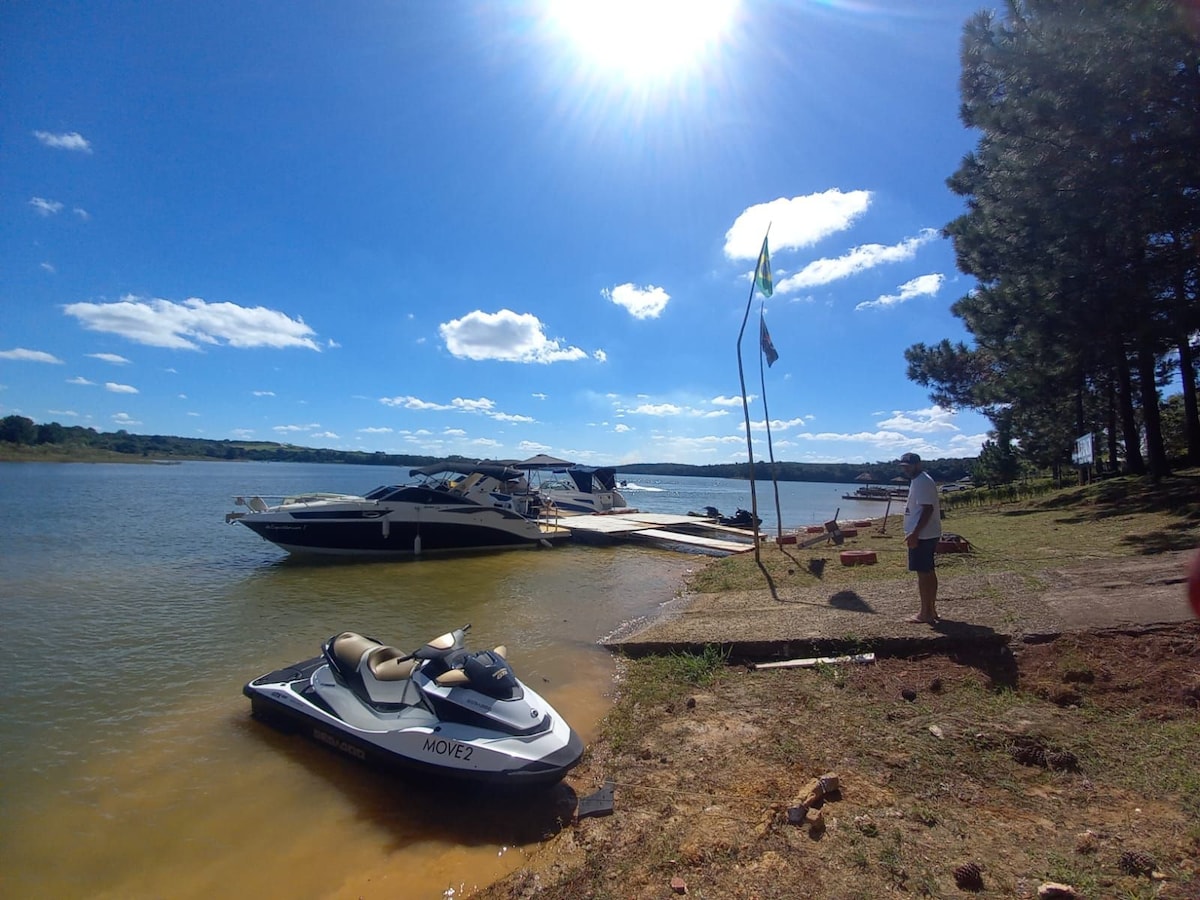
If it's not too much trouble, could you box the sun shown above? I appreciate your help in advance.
[545,0,738,82]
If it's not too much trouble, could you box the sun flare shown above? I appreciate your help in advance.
[546,0,738,82]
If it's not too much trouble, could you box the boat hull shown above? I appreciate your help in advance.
[239,505,558,557]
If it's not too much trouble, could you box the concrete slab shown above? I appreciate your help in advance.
[604,550,1197,660]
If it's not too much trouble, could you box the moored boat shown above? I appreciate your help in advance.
[227,462,569,557]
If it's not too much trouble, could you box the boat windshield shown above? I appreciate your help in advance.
[363,485,401,500]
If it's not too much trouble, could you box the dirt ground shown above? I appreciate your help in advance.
[476,618,1200,899]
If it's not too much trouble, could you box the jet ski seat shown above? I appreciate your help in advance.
[367,645,418,681]
[331,632,382,672]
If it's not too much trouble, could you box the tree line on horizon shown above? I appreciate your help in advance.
[905,0,1200,481]
[0,415,977,485]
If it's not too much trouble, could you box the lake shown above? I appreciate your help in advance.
[0,461,885,898]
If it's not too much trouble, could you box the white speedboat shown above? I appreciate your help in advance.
[228,462,568,557]
[508,456,628,514]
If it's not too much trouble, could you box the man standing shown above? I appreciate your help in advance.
[900,452,942,623]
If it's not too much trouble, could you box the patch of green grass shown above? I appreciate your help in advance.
[603,646,728,753]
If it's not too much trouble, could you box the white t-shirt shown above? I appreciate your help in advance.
[903,471,942,540]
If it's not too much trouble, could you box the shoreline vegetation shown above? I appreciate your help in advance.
[472,471,1200,900]
[0,417,975,485]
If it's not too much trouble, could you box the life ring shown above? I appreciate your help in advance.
[840,550,877,566]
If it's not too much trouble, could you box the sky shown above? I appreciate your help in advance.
[1,0,998,467]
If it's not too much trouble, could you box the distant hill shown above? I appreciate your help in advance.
[0,414,975,483]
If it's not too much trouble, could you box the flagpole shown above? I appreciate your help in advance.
[736,227,771,562]
[759,303,783,540]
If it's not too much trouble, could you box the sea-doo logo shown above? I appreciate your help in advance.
[313,729,366,760]
[423,737,474,761]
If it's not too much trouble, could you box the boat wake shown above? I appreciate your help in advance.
[619,483,664,492]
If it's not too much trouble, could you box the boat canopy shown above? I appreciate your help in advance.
[564,466,619,494]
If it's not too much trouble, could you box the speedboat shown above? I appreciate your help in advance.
[506,456,628,514]
[227,462,568,557]
[244,624,584,787]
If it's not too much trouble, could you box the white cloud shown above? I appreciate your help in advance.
[112,412,141,426]
[105,382,138,393]
[439,309,587,363]
[63,295,321,351]
[532,392,547,400]
[230,429,255,438]
[73,208,90,221]
[29,197,64,216]
[630,403,684,416]
[491,412,535,423]
[443,428,467,437]
[777,229,939,293]
[67,376,94,385]
[593,349,608,362]
[311,431,339,439]
[603,283,670,319]
[0,348,64,363]
[41,262,56,274]
[724,190,872,260]
[88,352,130,365]
[358,426,393,434]
[876,406,959,433]
[34,130,92,152]
[856,273,944,311]
[253,390,275,397]
[614,423,631,433]
[710,395,746,407]
[273,423,320,432]
[453,397,495,412]
[48,409,79,417]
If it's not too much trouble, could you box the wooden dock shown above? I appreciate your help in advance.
[552,512,756,555]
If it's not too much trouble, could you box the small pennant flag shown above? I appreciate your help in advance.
[754,233,773,298]
[760,314,779,367]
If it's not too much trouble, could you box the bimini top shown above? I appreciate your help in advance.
[563,466,619,494]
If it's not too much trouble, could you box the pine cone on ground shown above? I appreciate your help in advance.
[1011,744,1047,767]
[953,861,984,890]
[1119,850,1155,876]
[1045,749,1079,771]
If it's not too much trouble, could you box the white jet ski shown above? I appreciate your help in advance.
[244,624,584,787]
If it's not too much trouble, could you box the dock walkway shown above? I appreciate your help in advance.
[552,512,755,555]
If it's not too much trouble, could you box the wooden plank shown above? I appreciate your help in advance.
[754,653,876,670]
[556,515,661,535]
[630,528,753,553]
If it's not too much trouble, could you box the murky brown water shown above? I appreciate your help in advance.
[0,462,702,899]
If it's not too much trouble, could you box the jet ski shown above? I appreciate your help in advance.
[244,624,584,787]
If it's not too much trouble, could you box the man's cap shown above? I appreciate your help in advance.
[899,452,921,464]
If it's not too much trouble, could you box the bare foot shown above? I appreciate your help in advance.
[906,614,938,624]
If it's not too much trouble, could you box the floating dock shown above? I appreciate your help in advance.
[551,512,756,555]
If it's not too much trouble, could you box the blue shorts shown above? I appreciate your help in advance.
[908,538,938,573]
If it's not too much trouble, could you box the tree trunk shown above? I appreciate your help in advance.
[1116,350,1145,474]
[1135,341,1169,480]
[1105,375,1120,472]
[1177,331,1200,465]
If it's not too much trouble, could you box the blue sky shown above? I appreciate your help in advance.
[2,0,996,466]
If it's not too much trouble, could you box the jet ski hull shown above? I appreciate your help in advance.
[244,659,584,787]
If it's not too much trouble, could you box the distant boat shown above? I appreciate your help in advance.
[227,462,569,558]
[841,485,908,502]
